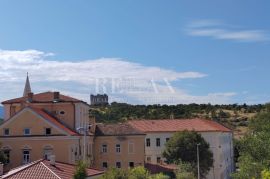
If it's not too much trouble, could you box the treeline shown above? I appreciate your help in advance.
[90,102,268,124]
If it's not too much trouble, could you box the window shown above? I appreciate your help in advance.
[129,162,134,168]
[43,147,53,160]
[4,128,9,136]
[24,128,31,135]
[157,157,161,164]
[3,150,10,164]
[116,144,121,153]
[116,162,121,168]
[23,150,30,164]
[166,138,170,142]
[146,138,151,147]
[45,128,51,135]
[102,144,107,153]
[102,162,108,169]
[156,138,160,147]
[146,157,151,162]
[128,142,134,154]
[59,111,65,115]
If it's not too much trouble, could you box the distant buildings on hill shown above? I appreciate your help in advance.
[90,94,108,105]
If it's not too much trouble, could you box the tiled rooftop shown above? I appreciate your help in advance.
[128,119,231,133]
[31,107,79,136]
[1,159,104,179]
[2,92,84,104]
[95,123,145,136]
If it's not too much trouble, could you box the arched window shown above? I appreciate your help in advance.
[43,145,53,160]
[1,146,11,164]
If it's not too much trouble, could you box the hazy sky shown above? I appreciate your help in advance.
[0,0,269,105]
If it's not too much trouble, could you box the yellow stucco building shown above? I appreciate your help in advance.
[0,75,146,172]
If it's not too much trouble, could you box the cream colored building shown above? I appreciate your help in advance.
[129,119,234,179]
[0,75,145,173]
[93,123,146,170]
[0,75,93,171]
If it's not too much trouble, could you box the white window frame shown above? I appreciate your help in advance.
[102,144,107,153]
[116,144,121,153]
[23,150,30,164]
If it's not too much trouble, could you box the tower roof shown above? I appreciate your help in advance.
[23,73,32,97]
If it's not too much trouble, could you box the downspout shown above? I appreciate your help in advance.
[73,102,76,130]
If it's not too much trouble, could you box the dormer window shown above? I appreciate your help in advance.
[4,128,9,136]
[24,128,31,135]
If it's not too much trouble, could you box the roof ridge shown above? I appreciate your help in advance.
[2,91,87,104]
[201,118,232,131]
[29,107,79,136]
[2,159,44,178]
[40,161,61,179]
[40,108,79,135]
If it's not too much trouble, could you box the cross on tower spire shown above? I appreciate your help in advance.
[23,72,32,97]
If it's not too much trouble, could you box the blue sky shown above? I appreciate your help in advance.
[0,0,269,104]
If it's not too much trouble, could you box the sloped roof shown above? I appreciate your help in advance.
[30,107,79,136]
[95,123,145,136]
[1,159,104,179]
[2,92,85,104]
[0,107,79,136]
[128,119,231,133]
[145,163,177,174]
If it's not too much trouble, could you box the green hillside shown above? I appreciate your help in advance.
[90,102,269,138]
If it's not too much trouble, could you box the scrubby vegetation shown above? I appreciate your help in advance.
[90,102,270,137]
[232,111,270,178]
[100,166,169,179]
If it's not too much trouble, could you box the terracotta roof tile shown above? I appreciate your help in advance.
[95,123,145,136]
[128,119,231,133]
[2,92,85,104]
[2,159,104,179]
[145,163,176,174]
[30,107,79,136]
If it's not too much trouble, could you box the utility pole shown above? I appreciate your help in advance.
[197,143,201,179]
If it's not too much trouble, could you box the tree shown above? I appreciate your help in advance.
[163,130,213,178]
[232,111,270,178]
[261,169,270,179]
[100,167,170,179]
[129,166,150,179]
[73,161,87,179]
[150,173,170,179]
[100,168,128,179]
[174,162,196,179]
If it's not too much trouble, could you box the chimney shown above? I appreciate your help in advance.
[27,92,34,102]
[0,163,4,176]
[53,92,60,102]
[49,155,56,166]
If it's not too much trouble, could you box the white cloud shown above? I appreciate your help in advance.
[0,49,236,104]
[186,19,269,42]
